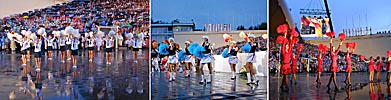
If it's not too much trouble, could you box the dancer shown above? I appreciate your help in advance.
[59,35,67,62]
[105,36,114,65]
[291,44,301,84]
[46,35,55,60]
[167,38,179,82]
[199,36,214,84]
[151,41,159,72]
[66,34,72,60]
[363,56,376,82]
[316,44,327,86]
[245,34,261,85]
[184,41,194,77]
[19,36,30,66]
[228,41,238,80]
[132,36,144,62]
[71,35,79,68]
[327,37,343,91]
[86,34,95,62]
[159,40,170,72]
[344,44,355,85]
[376,56,384,82]
[388,55,391,85]
[96,36,102,51]
[26,37,32,61]
[280,34,292,90]
[34,36,43,69]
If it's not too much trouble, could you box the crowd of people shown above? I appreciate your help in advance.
[151,33,263,86]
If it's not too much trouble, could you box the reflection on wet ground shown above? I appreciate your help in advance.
[151,72,267,100]
[270,72,391,100]
[0,49,149,100]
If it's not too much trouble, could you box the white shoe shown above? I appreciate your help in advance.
[27,59,30,61]
[106,62,109,65]
[73,66,77,69]
[48,58,52,60]
[207,75,212,83]
[22,64,27,66]
[61,60,65,63]
[67,58,71,61]
[89,59,92,62]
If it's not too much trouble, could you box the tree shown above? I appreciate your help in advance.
[237,25,245,30]
[248,26,253,30]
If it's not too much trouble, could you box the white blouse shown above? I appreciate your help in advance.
[71,39,79,50]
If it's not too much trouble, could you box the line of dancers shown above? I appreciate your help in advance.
[152,34,261,85]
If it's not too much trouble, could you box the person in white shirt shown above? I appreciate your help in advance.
[104,36,114,65]
[17,36,30,66]
[96,36,102,51]
[59,35,67,62]
[66,35,72,60]
[132,36,144,62]
[71,35,79,68]
[46,35,55,60]
[87,35,95,62]
[34,36,43,69]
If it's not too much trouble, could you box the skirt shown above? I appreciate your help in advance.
[292,65,298,74]
[133,48,140,51]
[345,65,352,73]
[330,66,339,72]
[34,52,41,58]
[184,55,193,63]
[228,56,238,64]
[200,54,214,64]
[376,64,382,72]
[369,65,375,72]
[47,46,53,51]
[317,65,324,72]
[71,50,78,55]
[246,53,256,63]
[20,50,27,55]
[105,48,113,52]
[168,55,178,64]
[88,47,94,51]
[66,45,71,50]
[280,63,291,75]
[60,46,66,51]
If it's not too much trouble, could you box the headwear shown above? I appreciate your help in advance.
[185,41,190,44]
[202,36,209,39]
[168,38,175,42]
[248,34,255,38]
[230,41,237,44]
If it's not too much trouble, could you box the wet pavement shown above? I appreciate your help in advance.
[0,49,149,100]
[151,71,267,100]
[270,72,391,100]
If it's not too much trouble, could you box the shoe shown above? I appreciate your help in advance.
[106,62,109,65]
[22,64,27,66]
[73,66,77,69]
[67,58,71,61]
[48,58,52,60]
[89,59,92,62]
[199,80,205,84]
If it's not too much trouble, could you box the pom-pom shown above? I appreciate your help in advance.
[89,32,94,37]
[223,33,230,39]
[60,30,66,36]
[277,24,289,34]
[16,35,23,41]
[30,33,37,40]
[7,32,15,40]
[297,44,304,52]
[188,43,199,54]
[193,46,206,58]
[37,28,45,35]
[221,48,230,58]
[239,31,247,38]
[65,26,74,35]
[387,50,391,56]
[109,30,115,36]
[326,31,335,38]
[360,55,366,61]
[292,37,299,44]
[138,33,143,38]
[352,42,356,49]
[276,36,285,44]
[339,33,346,41]
[21,30,27,35]
[96,31,105,38]
[178,50,186,61]
[224,38,229,42]
[125,33,133,38]
[345,42,351,48]
[290,28,299,37]
[158,44,169,55]
[242,43,251,53]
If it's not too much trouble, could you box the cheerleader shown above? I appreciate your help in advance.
[167,38,179,82]
[104,36,114,65]
[159,40,170,71]
[132,36,144,62]
[46,35,55,60]
[71,35,79,68]
[344,46,355,85]
[388,56,391,85]
[66,35,72,60]
[86,35,95,62]
[199,36,214,84]
[59,35,67,62]
[245,34,260,85]
[151,41,159,72]
[34,36,43,69]
[376,56,384,81]
[183,41,194,77]
[19,37,30,66]
[96,36,102,51]
[366,57,376,82]
[228,41,239,80]
[280,34,292,90]
[316,49,326,86]
[327,38,343,91]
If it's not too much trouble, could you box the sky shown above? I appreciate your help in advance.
[285,0,391,34]
[151,0,267,29]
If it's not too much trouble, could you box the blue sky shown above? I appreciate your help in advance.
[151,0,267,29]
[285,0,391,33]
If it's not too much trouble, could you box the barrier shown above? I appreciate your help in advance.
[212,51,267,76]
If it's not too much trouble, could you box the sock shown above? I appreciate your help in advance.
[247,73,251,83]
[187,70,190,75]
[201,75,205,81]
[208,74,212,81]
[232,72,235,78]
[169,72,172,80]
[252,75,257,81]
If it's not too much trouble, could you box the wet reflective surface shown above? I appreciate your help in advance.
[0,49,149,100]
[151,71,267,100]
[270,72,391,100]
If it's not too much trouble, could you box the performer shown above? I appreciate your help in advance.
[105,36,114,65]
[184,41,194,77]
[26,37,32,61]
[96,36,102,51]
[199,36,214,84]
[66,34,72,60]
[18,36,30,66]
[34,36,43,69]
[159,40,170,72]
[86,35,95,62]
[151,41,159,72]
[344,45,355,85]
[316,47,326,86]
[228,41,239,80]
[167,38,179,82]
[280,34,292,90]
[71,35,79,68]
[246,34,261,85]
[388,55,391,85]
[376,56,384,82]
[46,35,55,60]
[132,36,144,62]
[59,35,67,63]
[363,57,376,82]
[326,38,343,91]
